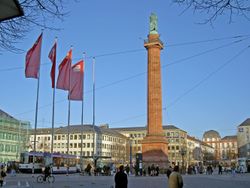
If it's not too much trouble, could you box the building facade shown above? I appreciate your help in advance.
[29,124,128,167]
[0,109,30,162]
[112,125,187,166]
[203,130,238,163]
[203,130,221,161]
[237,118,250,159]
[220,136,238,161]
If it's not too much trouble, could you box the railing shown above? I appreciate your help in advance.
[144,38,164,45]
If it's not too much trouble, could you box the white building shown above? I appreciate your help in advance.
[29,124,128,167]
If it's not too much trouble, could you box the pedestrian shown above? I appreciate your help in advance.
[168,166,183,188]
[218,164,222,175]
[166,166,172,178]
[151,164,155,176]
[115,165,128,188]
[148,166,151,176]
[0,165,6,187]
[231,165,236,177]
[125,165,130,175]
[156,165,159,176]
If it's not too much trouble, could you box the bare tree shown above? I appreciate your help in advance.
[0,0,69,53]
[173,0,250,24]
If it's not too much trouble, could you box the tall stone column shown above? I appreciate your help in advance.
[141,13,168,169]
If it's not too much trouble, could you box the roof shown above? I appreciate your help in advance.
[111,125,186,132]
[187,135,201,142]
[238,118,250,127]
[203,130,221,139]
[200,141,213,148]
[31,124,127,139]
[0,109,18,121]
[221,135,237,140]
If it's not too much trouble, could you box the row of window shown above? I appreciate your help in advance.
[130,133,146,138]
[50,142,125,150]
[209,142,236,148]
[168,145,180,150]
[0,132,23,141]
[53,150,119,158]
[37,134,124,143]
[0,144,19,152]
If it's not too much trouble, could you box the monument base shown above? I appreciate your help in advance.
[141,135,169,169]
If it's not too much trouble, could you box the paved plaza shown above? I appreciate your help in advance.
[2,173,250,188]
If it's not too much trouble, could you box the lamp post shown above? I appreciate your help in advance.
[180,148,186,174]
[129,137,133,175]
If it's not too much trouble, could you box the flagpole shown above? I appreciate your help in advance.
[32,66,40,177]
[66,46,72,176]
[80,52,86,174]
[50,38,57,171]
[32,32,43,177]
[92,57,96,168]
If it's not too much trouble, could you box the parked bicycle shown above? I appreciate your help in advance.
[37,174,55,183]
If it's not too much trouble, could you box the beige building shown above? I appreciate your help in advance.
[112,125,187,166]
[220,136,238,161]
[29,124,128,166]
[237,118,250,159]
[203,130,221,161]
[203,130,237,163]
[186,136,215,166]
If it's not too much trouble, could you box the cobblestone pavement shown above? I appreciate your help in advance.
[2,173,250,188]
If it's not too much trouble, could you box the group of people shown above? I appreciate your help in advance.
[114,164,183,188]
[0,165,7,187]
[147,164,160,176]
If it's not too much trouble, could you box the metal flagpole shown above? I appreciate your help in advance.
[51,38,57,172]
[32,68,40,177]
[66,46,72,176]
[80,52,86,174]
[32,32,42,177]
[92,57,96,168]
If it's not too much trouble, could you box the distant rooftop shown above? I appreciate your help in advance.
[221,135,237,140]
[111,125,186,132]
[0,109,18,121]
[203,130,221,139]
[238,118,250,127]
[31,124,127,138]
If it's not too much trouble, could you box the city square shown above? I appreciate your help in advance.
[1,1,250,188]
[2,172,250,188]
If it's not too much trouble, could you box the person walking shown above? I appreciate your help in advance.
[218,164,223,175]
[0,165,6,187]
[147,166,151,176]
[168,166,183,188]
[166,166,172,178]
[115,165,128,188]
[156,165,159,176]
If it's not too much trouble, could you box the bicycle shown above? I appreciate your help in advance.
[37,174,55,183]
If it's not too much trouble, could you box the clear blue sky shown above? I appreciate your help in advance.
[1,0,249,139]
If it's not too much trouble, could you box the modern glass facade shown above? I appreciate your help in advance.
[0,109,31,163]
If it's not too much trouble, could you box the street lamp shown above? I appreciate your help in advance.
[129,137,133,175]
[0,0,24,22]
[180,148,186,174]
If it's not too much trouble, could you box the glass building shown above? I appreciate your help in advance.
[0,109,31,162]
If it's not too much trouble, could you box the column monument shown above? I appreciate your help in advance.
[141,13,169,169]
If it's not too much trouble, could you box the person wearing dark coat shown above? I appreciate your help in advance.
[115,165,128,188]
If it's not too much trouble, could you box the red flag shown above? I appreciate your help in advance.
[69,60,84,101]
[56,49,72,90]
[25,33,43,78]
[48,41,57,88]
